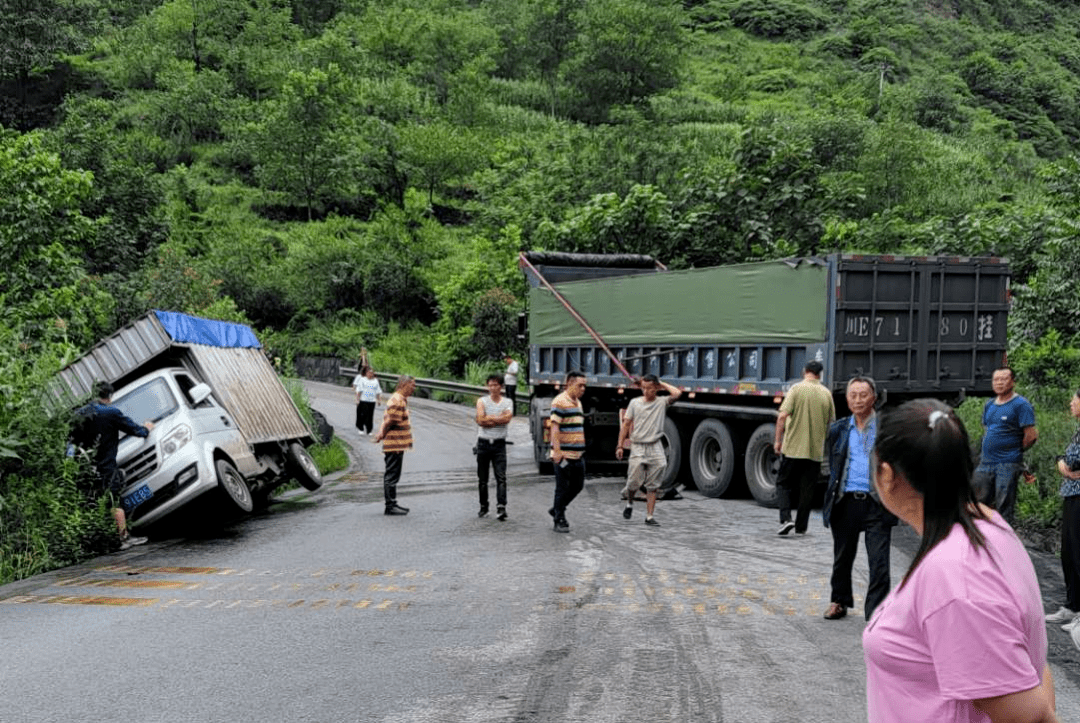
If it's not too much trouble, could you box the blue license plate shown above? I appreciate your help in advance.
[122,484,153,512]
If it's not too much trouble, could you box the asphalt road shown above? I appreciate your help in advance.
[1,380,1078,722]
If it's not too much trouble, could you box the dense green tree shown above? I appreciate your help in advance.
[244,64,368,219]
[400,121,488,205]
[563,0,685,122]
[0,0,102,128]
[48,96,169,276]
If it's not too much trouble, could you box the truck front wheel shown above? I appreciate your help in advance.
[287,442,323,490]
[744,423,780,508]
[216,458,254,513]
[689,419,735,498]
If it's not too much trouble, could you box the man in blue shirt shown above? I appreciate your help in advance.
[974,367,1038,525]
[77,381,155,549]
[822,377,896,621]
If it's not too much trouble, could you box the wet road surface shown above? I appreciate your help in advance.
[1,380,1078,722]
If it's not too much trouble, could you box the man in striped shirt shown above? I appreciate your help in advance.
[375,375,415,515]
[549,371,587,533]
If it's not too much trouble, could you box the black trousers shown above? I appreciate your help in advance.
[1064,495,1080,612]
[477,438,507,509]
[356,401,376,434]
[777,456,819,533]
[829,493,892,619]
[384,451,404,508]
[552,457,585,520]
[505,385,517,413]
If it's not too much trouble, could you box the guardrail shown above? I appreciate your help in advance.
[340,367,488,397]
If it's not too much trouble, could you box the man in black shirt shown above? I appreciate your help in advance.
[77,381,155,549]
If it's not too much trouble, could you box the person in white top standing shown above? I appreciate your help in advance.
[476,374,513,520]
[616,374,682,526]
[503,354,520,415]
[352,366,382,435]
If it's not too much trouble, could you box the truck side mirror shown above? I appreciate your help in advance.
[189,383,213,406]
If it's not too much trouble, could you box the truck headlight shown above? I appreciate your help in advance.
[161,424,192,461]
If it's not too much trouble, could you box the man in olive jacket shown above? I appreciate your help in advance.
[822,376,896,621]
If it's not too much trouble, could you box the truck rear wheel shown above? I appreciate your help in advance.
[656,417,682,490]
[287,441,323,490]
[689,419,735,498]
[744,423,780,507]
[216,458,254,513]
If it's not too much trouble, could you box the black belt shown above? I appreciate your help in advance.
[846,491,869,500]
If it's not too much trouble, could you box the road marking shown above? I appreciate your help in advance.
[1,594,158,607]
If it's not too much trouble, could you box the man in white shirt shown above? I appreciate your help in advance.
[476,374,513,520]
[503,354,520,415]
[616,374,682,526]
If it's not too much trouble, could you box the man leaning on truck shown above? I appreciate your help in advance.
[773,360,836,536]
[375,375,416,516]
[80,381,155,549]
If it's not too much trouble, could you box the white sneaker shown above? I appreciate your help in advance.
[120,535,148,550]
[1062,615,1080,632]
[1072,622,1080,652]
[1045,606,1077,624]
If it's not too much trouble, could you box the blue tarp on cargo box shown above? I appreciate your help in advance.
[154,310,262,349]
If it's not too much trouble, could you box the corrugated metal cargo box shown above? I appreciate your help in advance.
[527,254,1009,398]
[48,311,311,444]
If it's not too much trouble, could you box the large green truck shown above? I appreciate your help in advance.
[521,252,1010,506]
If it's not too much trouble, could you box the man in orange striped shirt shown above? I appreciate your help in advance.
[375,375,415,515]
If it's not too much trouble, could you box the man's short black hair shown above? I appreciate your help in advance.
[486,374,504,386]
[94,381,114,400]
[995,366,1016,380]
[804,360,824,376]
[566,371,586,383]
[640,373,659,385]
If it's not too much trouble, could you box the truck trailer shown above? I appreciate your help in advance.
[49,310,323,528]
[521,252,1010,506]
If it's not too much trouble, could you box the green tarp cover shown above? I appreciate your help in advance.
[529,260,830,345]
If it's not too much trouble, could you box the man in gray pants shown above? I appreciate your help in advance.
[616,375,682,526]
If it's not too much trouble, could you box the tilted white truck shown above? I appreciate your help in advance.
[49,310,322,528]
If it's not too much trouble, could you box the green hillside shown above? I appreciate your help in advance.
[4,0,1080,578]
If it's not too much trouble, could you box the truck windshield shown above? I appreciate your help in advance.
[114,378,179,430]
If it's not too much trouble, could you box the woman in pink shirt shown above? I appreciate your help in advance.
[863,399,1058,723]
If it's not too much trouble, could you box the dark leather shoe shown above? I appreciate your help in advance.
[554,518,569,533]
[622,506,633,520]
[478,507,489,518]
[824,603,847,620]
[385,505,409,516]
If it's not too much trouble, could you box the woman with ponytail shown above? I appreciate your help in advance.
[863,399,1058,723]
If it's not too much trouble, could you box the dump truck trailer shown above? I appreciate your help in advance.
[49,310,322,527]
[521,252,1010,506]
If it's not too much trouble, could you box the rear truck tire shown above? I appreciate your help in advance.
[216,458,254,513]
[287,441,323,491]
[688,418,736,498]
[744,423,781,508]
[656,417,682,490]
